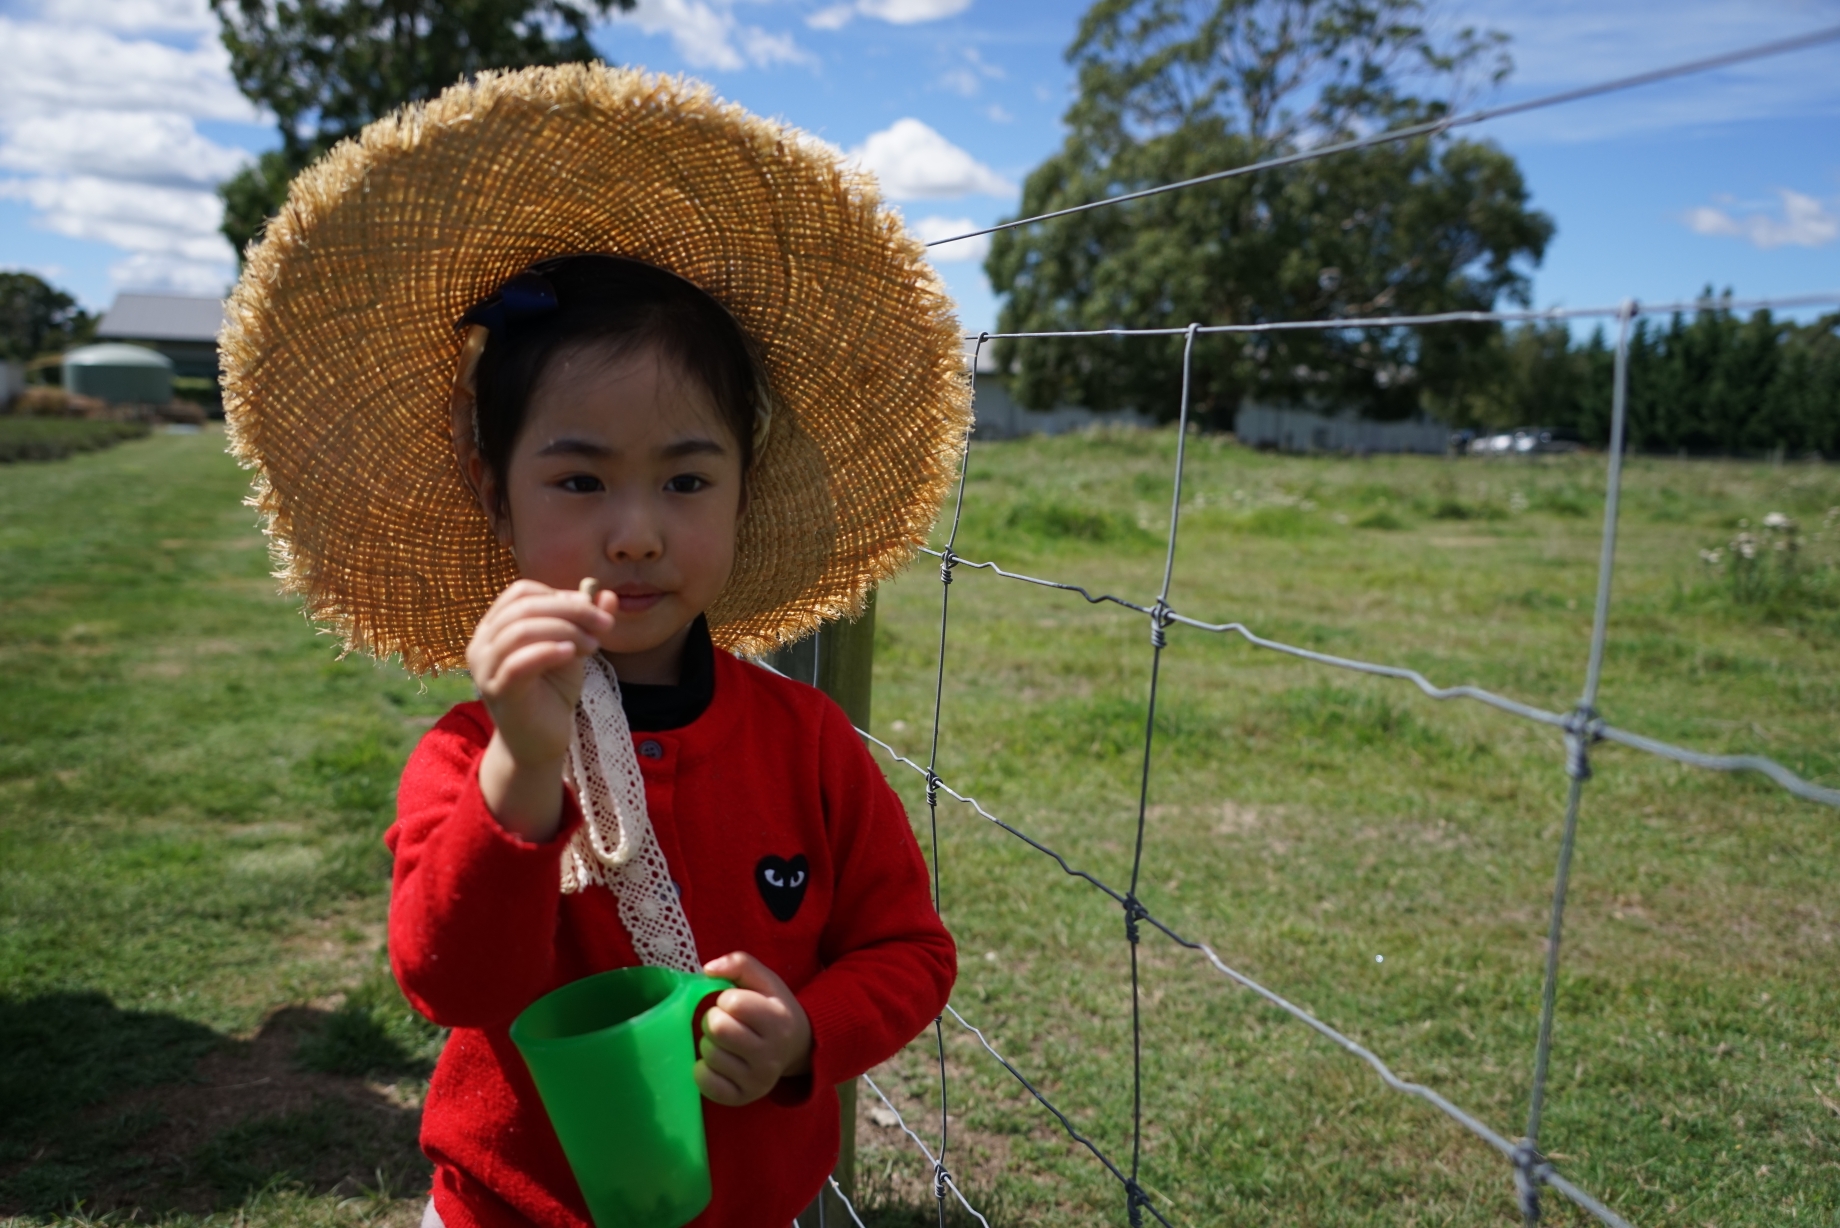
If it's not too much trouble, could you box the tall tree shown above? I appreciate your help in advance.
[1494,298,1840,458]
[214,0,632,257]
[0,272,96,363]
[985,0,1553,428]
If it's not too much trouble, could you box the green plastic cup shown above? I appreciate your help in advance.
[511,966,732,1228]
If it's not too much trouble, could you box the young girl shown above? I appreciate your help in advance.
[221,66,971,1228]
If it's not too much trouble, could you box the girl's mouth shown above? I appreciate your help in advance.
[612,587,666,613]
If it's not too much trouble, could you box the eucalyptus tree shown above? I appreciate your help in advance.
[985,0,1554,428]
[213,0,631,256]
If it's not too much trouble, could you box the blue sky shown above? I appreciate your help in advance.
[1,0,1836,337]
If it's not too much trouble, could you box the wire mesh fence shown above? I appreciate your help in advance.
[816,26,1840,1228]
[847,292,1836,1227]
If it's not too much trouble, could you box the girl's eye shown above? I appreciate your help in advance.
[558,474,604,494]
[664,474,709,494]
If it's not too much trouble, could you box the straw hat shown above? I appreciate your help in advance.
[222,64,971,674]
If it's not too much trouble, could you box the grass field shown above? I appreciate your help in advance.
[2,427,1836,1226]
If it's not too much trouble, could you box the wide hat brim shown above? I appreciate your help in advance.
[223,64,971,674]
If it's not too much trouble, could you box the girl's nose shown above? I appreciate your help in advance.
[604,508,664,562]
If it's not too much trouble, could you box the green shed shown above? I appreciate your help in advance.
[63,344,173,405]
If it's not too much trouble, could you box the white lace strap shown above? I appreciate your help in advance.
[560,656,701,974]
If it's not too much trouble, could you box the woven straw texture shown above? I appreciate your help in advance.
[222,64,971,674]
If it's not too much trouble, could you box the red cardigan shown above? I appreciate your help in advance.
[387,651,956,1228]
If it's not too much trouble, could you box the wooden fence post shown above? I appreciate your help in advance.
[769,591,873,1226]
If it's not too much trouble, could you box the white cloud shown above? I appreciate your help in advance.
[805,0,971,30]
[0,17,255,123]
[739,25,812,68]
[806,3,855,30]
[937,67,977,96]
[937,45,1003,97]
[853,119,1014,200]
[0,111,248,189]
[107,250,232,296]
[1,175,230,261]
[1685,189,1839,249]
[619,0,815,70]
[40,0,216,33]
[857,0,972,23]
[0,8,252,296]
[910,214,989,262]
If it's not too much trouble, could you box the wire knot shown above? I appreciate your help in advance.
[1561,705,1601,781]
[939,548,958,587]
[1511,1141,1551,1223]
[1149,600,1174,649]
[1123,895,1147,945]
[932,1161,951,1201]
[1124,1179,1151,1227]
[925,770,941,808]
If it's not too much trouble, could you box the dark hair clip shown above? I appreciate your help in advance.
[459,271,559,334]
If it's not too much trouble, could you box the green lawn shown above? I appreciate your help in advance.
[2,428,1836,1226]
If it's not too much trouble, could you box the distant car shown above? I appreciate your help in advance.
[1467,428,1578,456]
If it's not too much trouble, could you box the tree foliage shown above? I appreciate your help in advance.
[0,273,96,364]
[1498,302,1840,457]
[985,0,1553,427]
[213,0,631,257]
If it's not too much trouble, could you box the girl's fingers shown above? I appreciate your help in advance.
[487,640,583,692]
[698,1034,757,1082]
[473,632,592,692]
[693,1060,745,1105]
[704,951,790,1000]
[481,614,600,660]
[479,584,613,640]
[475,578,562,632]
[700,1005,768,1058]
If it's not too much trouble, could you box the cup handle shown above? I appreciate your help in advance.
[681,974,733,1047]
[684,973,734,1003]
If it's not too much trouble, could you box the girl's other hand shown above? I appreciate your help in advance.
[468,579,614,841]
[695,952,813,1106]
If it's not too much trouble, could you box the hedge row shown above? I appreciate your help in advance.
[0,418,152,463]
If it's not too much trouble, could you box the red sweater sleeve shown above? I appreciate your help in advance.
[386,705,585,1030]
[797,698,957,1089]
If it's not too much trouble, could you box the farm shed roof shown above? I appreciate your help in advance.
[97,294,226,344]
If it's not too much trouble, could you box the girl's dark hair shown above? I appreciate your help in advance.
[470,255,763,515]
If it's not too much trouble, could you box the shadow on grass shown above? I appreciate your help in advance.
[0,992,431,1219]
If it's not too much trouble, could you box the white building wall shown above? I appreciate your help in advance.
[1234,403,1449,454]
[969,372,1154,439]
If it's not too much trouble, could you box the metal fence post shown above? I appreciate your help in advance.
[770,591,874,1227]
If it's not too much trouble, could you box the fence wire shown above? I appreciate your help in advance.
[832,282,1840,1228]
[842,24,1840,1223]
[925,23,1840,251]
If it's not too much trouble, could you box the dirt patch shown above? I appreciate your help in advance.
[853,1058,1017,1222]
[277,904,391,992]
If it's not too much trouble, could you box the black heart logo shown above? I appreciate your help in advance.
[754,854,809,922]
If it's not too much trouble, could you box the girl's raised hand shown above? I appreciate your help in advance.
[468,578,614,841]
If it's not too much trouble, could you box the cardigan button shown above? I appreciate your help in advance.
[638,739,664,760]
